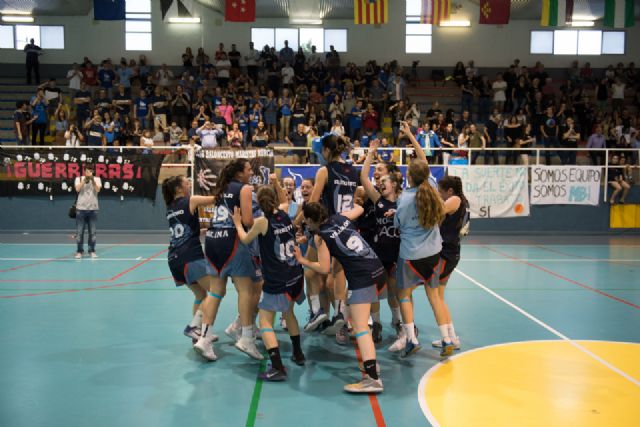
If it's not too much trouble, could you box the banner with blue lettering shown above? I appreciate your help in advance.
[530,166,601,205]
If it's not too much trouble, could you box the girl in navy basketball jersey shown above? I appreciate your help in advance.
[309,134,360,339]
[163,175,220,350]
[430,175,469,352]
[360,139,404,343]
[232,186,325,381]
[295,202,386,394]
[199,159,264,361]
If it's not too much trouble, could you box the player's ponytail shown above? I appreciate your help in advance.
[409,160,444,229]
[322,133,348,160]
[214,158,249,203]
[162,175,184,207]
[257,186,278,216]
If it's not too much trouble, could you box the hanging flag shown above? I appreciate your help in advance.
[354,0,389,25]
[161,0,196,21]
[224,0,256,22]
[479,0,510,25]
[93,0,125,21]
[421,0,451,25]
[540,0,574,27]
[604,0,635,28]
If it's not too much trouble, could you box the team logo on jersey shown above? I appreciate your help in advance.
[197,168,217,192]
[378,202,384,208]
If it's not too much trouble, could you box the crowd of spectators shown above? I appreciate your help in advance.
[11,45,640,174]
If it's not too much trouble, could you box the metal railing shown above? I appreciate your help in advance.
[2,145,638,203]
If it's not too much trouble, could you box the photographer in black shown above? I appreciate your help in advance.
[64,123,84,147]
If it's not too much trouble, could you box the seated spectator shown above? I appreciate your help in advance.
[168,121,183,146]
[608,154,630,204]
[227,122,243,148]
[251,121,269,148]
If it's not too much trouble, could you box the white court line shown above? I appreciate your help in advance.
[417,339,640,427]
[418,268,640,426]
[455,269,640,386]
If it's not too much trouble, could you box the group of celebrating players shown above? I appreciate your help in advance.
[161,121,469,394]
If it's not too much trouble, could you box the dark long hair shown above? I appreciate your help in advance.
[303,202,328,224]
[162,175,184,206]
[322,133,348,160]
[257,186,278,217]
[439,175,469,229]
[213,158,249,203]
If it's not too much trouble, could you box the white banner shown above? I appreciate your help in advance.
[530,166,601,205]
[448,166,530,218]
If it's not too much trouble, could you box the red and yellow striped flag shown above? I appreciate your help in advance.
[354,0,388,25]
[421,0,451,25]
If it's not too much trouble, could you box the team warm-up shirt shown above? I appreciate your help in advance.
[372,196,400,265]
[318,214,384,291]
[440,198,468,260]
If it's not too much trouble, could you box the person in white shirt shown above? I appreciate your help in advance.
[281,63,295,90]
[611,78,626,113]
[196,121,224,148]
[216,54,231,88]
[66,64,83,98]
[491,73,507,112]
[64,124,84,146]
[74,166,102,258]
[244,41,261,84]
[155,64,174,88]
[307,45,322,69]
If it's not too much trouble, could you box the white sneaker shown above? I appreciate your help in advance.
[344,375,384,393]
[90,252,98,259]
[388,329,408,352]
[193,337,217,361]
[432,336,461,350]
[225,318,241,341]
[280,316,287,331]
[235,336,264,360]
[74,252,82,259]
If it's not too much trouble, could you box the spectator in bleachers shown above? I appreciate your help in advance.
[54,106,69,145]
[112,84,131,118]
[251,121,269,148]
[29,89,48,146]
[66,64,83,99]
[98,61,116,98]
[468,123,487,165]
[587,125,606,166]
[14,101,35,146]
[182,47,194,72]
[24,38,42,85]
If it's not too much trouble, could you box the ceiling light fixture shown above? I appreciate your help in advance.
[289,19,323,25]
[168,17,201,23]
[439,20,470,27]
[568,21,595,27]
[0,10,32,15]
[2,15,35,23]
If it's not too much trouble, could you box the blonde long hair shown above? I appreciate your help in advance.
[409,160,444,229]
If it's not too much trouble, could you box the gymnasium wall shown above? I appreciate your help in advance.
[1,186,638,234]
[0,2,638,69]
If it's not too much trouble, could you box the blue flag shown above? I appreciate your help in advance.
[94,0,126,21]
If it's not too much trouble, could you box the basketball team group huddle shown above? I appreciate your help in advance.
[162,122,469,393]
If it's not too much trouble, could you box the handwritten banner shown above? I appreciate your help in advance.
[448,166,530,218]
[531,166,601,206]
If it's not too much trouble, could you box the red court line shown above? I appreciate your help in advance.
[108,248,168,281]
[0,277,171,299]
[532,244,632,266]
[351,339,386,427]
[482,245,640,310]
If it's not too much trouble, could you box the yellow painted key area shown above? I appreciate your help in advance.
[420,341,640,427]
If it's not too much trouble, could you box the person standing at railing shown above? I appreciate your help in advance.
[540,107,560,166]
[196,121,224,149]
[29,89,48,146]
[560,117,580,165]
[608,155,630,205]
[14,101,36,146]
[468,124,487,165]
[24,38,42,85]
[74,166,101,259]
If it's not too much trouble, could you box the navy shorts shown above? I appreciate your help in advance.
[347,285,379,305]
[205,234,257,279]
[439,254,460,283]
[251,256,263,283]
[169,258,209,287]
[396,254,442,290]
[259,275,305,312]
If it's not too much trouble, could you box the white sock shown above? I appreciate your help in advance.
[342,303,349,320]
[391,307,401,324]
[371,311,381,323]
[404,322,418,344]
[448,323,457,340]
[233,315,241,328]
[334,299,341,316]
[241,326,253,338]
[190,310,203,328]
[310,294,321,313]
[439,324,451,343]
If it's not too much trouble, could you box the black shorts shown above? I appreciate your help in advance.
[439,254,460,282]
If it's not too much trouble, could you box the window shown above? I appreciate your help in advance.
[251,28,275,49]
[531,30,624,55]
[15,25,39,48]
[530,31,553,54]
[126,0,151,51]
[553,30,578,55]
[299,27,323,53]
[577,30,601,56]
[40,26,65,49]
[602,31,625,54]
[275,28,299,51]
[406,0,432,54]
[0,25,14,49]
[324,29,347,52]
[250,28,347,53]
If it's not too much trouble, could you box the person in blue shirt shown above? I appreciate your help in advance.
[388,122,454,359]
[348,100,364,141]
[360,128,376,148]
[29,89,48,145]
[116,60,134,96]
[98,62,116,98]
[133,89,150,130]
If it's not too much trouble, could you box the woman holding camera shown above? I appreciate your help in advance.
[74,166,102,258]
